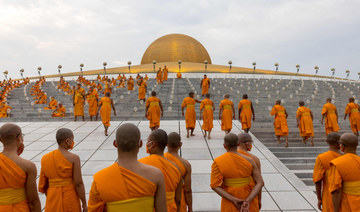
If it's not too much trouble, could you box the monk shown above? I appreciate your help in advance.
[329,133,360,212]
[138,77,147,102]
[44,97,57,110]
[52,103,66,117]
[156,67,163,84]
[322,98,340,135]
[165,132,193,212]
[344,97,360,136]
[139,129,183,212]
[87,86,99,121]
[211,133,264,211]
[200,93,215,139]
[88,124,167,212]
[0,123,41,212]
[0,101,12,118]
[200,74,210,96]
[182,92,201,138]
[97,92,116,136]
[144,74,149,81]
[73,83,85,121]
[97,83,102,92]
[127,76,134,90]
[145,91,163,131]
[219,93,235,134]
[296,101,314,146]
[39,128,87,212]
[237,133,262,210]
[313,132,342,212]
[238,94,255,133]
[163,66,168,81]
[270,100,289,147]
[177,72,182,79]
[103,80,112,94]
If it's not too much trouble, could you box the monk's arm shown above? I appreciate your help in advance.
[251,103,255,120]
[154,172,167,212]
[315,181,323,210]
[175,177,183,212]
[97,103,102,114]
[296,115,300,127]
[310,111,314,120]
[73,155,87,211]
[247,162,264,202]
[159,100,164,117]
[200,80,203,88]
[184,164,193,212]
[208,81,210,88]
[26,162,41,212]
[218,108,222,119]
[238,108,242,119]
[331,187,342,212]
[212,187,243,209]
[232,105,235,119]
[182,106,185,116]
[111,99,116,116]
[321,114,325,124]
[285,109,288,118]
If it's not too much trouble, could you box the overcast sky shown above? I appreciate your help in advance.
[1,0,359,80]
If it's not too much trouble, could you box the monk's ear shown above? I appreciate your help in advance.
[223,144,227,150]
[113,140,118,148]
[139,140,143,148]
[179,142,183,148]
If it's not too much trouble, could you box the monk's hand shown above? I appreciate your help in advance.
[296,122,299,127]
[231,197,245,210]
[199,116,202,120]
[161,112,163,117]
[114,112,116,116]
[240,201,250,212]
[317,199,322,211]
[182,112,184,116]
[321,120,323,125]
[82,203,88,212]
[344,116,346,120]
[232,115,235,120]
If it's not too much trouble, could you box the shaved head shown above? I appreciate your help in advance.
[167,132,181,148]
[238,133,253,143]
[276,100,281,105]
[326,132,340,146]
[224,133,239,149]
[0,123,21,145]
[349,97,355,102]
[243,94,248,99]
[340,133,358,150]
[105,92,111,97]
[326,98,331,102]
[224,93,230,99]
[205,93,210,98]
[56,128,74,145]
[116,123,140,152]
[149,129,168,151]
[299,101,305,106]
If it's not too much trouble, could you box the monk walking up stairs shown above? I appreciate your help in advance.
[296,100,314,146]
[182,92,201,138]
[270,100,289,147]
[200,93,215,139]
[219,93,235,135]
[344,97,360,136]
[238,94,255,133]
[145,91,163,131]
[321,98,340,135]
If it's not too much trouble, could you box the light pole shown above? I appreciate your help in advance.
[331,68,335,78]
[3,71,8,80]
[274,63,279,74]
[128,61,132,73]
[358,72,360,81]
[228,60,232,73]
[58,65,62,76]
[314,66,319,75]
[296,64,300,74]
[80,63,84,76]
[152,60,156,73]
[37,67,42,78]
[204,60,208,73]
[346,70,350,79]
[178,60,182,73]
[252,62,256,74]
[20,69,24,80]
[103,62,107,75]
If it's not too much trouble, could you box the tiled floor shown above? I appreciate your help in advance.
[0,120,319,211]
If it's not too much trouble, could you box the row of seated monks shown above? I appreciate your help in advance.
[0,123,359,211]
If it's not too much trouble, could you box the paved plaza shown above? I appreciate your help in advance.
[0,120,320,211]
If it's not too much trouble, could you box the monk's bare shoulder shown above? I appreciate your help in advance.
[236,152,256,167]
[138,162,163,184]
[179,157,191,172]
[248,152,261,167]
[18,157,37,174]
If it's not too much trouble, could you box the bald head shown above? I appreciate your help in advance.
[340,133,358,150]
[56,128,74,145]
[0,123,21,145]
[326,132,340,146]
[349,97,355,102]
[299,101,305,106]
[224,133,239,149]
[116,123,140,152]
[238,133,253,144]
[276,100,281,105]
[149,129,168,151]
[167,132,181,148]
[326,98,331,103]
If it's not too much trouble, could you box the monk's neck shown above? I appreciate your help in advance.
[167,149,180,156]
[227,149,238,154]
[2,144,18,156]
[329,146,341,154]
[150,150,164,157]
[237,147,247,152]
[345,150,357,155]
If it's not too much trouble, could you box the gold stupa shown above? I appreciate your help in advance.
[141,34,212,64]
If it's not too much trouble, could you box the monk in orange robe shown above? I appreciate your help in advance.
[145,91,163,131]
[0,102,12,118]
[139,129,183,212]
[296,100,314,146]
[39,128,87,212]
[200,74,210,96]
[165,132,193,212]
[270,100,289,147]
[88,123,167,212]
[35,94,47,104]
[344,97,360,136]
[177,72,182,79]
[238,94,255,133]
[156,67,163,84]
[163,66,169,81]
[237,133,262,210]
[211,133,264,211]
[0,123,41,212]
[97,83,102,92]
[200,93,215,139]
[87,87,99,121]
[117,79,125,88]
[127,76,134,90]
[322,98,340,135]
[52,103,66,117]
[182,92,201,138]
[103,80,112,94]
[97,92,116,136]
[144,74,149,81]
[219,93,235,134]
[44,97,57,110]
[329,133,360,212]
[138,77,147,102]
[73,83,85,121]
[313,132,342,212]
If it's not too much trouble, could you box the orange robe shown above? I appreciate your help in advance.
[97,84,102,92]
[38,150,81,212]
[270,105,289,136]
[44,100,58,110]
[220,99,233,131]
[138,81,147,100]
[211,152,258,212]
[52,106,66,117]
[345,102,360,133]
[99,97,112,127]
[74,88,85,116]
[200,99,214,131]
[182,97,196,129]
[296,106,314,137]
[201,78,210,95]
[0,153,30,211]
[0,104,12,118]
[127,79,134,90]
[139,155,181,212]
[329,153,360,212]
[87,90,99,116]
[322,103,340,135]
[163,68,168,81]
[156,71,163,84]
[146,96,161,128]
[238,99,253,130]
[104,83,112,94]
[177,73,182,79]
[313,151,341,212]
[164,153,187,212]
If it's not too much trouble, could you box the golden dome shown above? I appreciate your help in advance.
[141,34,212,65]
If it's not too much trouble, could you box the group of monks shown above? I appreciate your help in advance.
[0,78,26,118]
